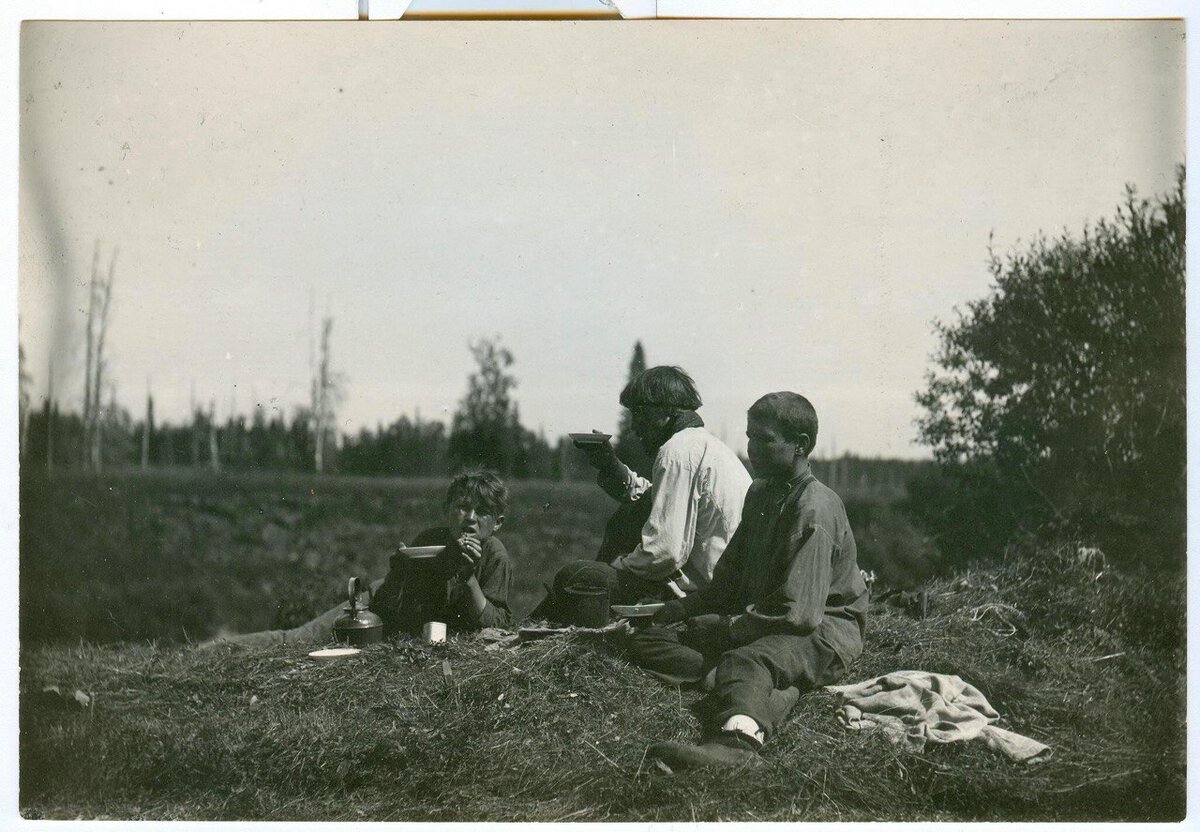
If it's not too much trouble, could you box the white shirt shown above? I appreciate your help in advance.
[611,427,752,592]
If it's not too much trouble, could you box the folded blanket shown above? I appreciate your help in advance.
[826,670,1051,764]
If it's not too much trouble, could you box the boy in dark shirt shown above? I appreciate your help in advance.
[627,392,868,769]
[372,470,512,636]
[213,470,512,646]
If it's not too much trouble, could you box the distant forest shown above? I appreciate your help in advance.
[18,401,928,496]
[20,328,929,493]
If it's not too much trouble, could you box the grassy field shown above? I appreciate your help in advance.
[18,469,1184,820]
[19,470,612,645]
[19,469,936,647]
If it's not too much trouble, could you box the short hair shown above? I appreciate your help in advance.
[619,366,702,412]
[748,392,819,456]
[444,469,509,517]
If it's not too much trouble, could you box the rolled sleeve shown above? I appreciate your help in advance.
[599,461,652,503]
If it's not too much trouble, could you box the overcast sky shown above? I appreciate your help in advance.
[18,19,1185,458]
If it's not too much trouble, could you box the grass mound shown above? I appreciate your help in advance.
[20,542,1184,821]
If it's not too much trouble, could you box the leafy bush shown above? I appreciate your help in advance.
[915,169,1185,567]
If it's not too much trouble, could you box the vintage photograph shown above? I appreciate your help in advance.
[16,16,1186,821]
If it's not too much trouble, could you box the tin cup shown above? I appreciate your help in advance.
[422,621,447,644]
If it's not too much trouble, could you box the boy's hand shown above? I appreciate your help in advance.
[680,614,733,651]
[389,542,408,569]
[727,614,753,646]
[579,432,623,478]
[456,534,483,579]
[652,599,687,625]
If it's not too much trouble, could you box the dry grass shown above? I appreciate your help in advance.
[20,542,1184,821]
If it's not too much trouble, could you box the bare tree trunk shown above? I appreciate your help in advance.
[308,292,316,471]
[99,381,118,472]
[190,380,199,466]
[20,402,31,462]
[314,317,333,474]
[91,361,104,471]
[142,383,154,470]
[45,358,54,472]
[82,240,99,463]
[19,344,31,462]
[208,400,221,472]
[90,247,116,470]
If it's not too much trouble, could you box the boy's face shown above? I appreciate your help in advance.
[746,416,805,479]
[629,406,673,455]
[445,499,504,541]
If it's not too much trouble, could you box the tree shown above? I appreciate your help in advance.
[207,400,220,472]
[915,169,1185,565]
[189,381,200,466]
[339,415,449,477]
[615,340,653,476]
[82,241,116,470]
[19,342,32,461]
[289,407,314,471]
[449,337,523,475]
[310,315,344,473]
[44,357,55,471]
[102,381,135,467]
[142,384,154,469]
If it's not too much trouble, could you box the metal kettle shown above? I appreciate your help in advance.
[332,576,384,645]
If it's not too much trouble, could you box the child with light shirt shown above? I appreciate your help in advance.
[532,366,751,622]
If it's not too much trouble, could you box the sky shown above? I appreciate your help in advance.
[17,18,1185,459]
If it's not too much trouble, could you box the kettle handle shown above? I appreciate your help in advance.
[347,576,373,609]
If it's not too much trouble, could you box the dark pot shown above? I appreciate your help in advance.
[565,586,610,628]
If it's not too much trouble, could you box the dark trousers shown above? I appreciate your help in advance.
[597,494,654,563]
[219,578,387,647]
[626,622,849,739]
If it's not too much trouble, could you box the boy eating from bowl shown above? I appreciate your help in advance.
[372,469,512,636]
[627,392,868,769]
[211,470,512,646]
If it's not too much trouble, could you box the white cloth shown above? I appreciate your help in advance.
[612,427,752,591]
[826,670,1051,764]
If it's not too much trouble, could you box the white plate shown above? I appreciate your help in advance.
[308,647,361,660]
[396,545,447,559]
[610,603,665,618]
